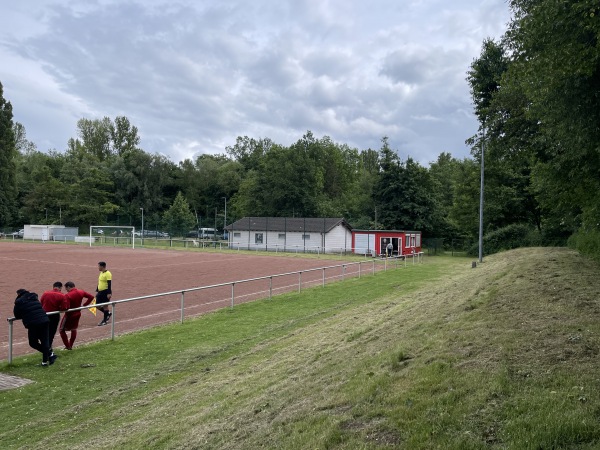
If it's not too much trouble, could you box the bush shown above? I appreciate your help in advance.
[568,229,600,262]
[468,223,540,256]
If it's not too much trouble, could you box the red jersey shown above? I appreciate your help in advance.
[40,288,68,312]
[65,288,95,311]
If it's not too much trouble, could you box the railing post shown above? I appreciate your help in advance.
[180,291,185,323]
[231,283,235,309]
[110,303,116,340]
[322,268,325,287]
[359,262,361,279]
[8,320,14,364]
[372,260,375,275]
[298,272,302,292]
[269,277,273,299]
[342,265,346,281]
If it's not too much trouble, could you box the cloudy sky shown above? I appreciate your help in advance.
[0,0,510,165]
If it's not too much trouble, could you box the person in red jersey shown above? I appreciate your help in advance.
[60,281,95,350]
[40,281,68,358]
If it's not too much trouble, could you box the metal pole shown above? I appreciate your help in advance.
[8,320,13,364]
[231,283,235,308]
[298,272,302,292]
[322,268,325,287]
[180,291,185,323]
[140,207,144,247]
[478,124,485,263]
[110,303,116,340]
[269,277,273,299]
[223,197,227,240]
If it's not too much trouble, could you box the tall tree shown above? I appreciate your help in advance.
[467,38,543,236]
[509,0,600,234]
[162,191,195,237]
[111,116,140,156]
[76,117,113,161]
[0,82,18,226]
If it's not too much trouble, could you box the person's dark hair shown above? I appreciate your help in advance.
[16,288,28,297]
[53,281,63,289]
[65,281,75,289]
[98,261,106,268]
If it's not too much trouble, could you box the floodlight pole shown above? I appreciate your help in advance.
[478,124,485,263]
[140,207,144,246]
[223,197,227,239]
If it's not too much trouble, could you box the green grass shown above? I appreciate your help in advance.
[2,248,600,449]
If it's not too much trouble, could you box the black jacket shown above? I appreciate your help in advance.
[13,292,49,328]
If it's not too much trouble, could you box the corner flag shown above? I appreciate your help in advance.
[88,298,97,316]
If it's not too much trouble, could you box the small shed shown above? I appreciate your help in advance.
[352,229,422,257]
[225,217,353,254]
[24,225,79,241]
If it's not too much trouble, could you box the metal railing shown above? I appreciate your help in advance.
[5,252,424,363]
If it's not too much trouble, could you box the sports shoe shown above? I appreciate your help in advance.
[49,353,58,365]
[41,362,49,367]
[105,312,112,323]
[98,319,107,326]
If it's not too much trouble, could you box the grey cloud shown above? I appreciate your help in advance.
[0,0,510,163]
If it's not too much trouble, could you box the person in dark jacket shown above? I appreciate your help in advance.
[13,289,57,366]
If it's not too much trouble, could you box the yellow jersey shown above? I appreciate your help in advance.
[98,270,112,291]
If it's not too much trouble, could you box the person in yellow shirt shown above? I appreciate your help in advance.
[96,261,113,326]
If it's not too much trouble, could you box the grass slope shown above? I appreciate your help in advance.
[1,248,599,449]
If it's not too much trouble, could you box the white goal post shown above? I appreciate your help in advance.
[89,226,136,248]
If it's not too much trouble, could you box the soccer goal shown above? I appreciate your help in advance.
[89,226,136,248]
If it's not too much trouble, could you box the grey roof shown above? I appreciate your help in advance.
[226,217,351,233]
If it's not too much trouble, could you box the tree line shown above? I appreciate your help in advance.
[1,0,598,257]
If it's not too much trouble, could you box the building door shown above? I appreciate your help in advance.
[380,237,401,256]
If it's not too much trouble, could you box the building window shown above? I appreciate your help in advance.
[302,234,310,240]
[278,233,285,239]
[255,233,263,244]
[416,233,421,247]
[234,232,241,238]
[405,236,410,248]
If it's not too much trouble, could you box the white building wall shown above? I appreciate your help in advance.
[229,224,352,253]
[24,225,66,240]
[323,224,351,252]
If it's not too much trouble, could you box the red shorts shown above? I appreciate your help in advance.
[60,312,82,331]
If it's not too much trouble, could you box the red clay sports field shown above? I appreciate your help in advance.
[1,241,372,361]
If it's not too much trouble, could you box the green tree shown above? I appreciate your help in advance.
[0,81,18,226]
[225,136,272,172]
[506,0,600,235]
[18,150,68,224]
[162,191,195,237]
[467,38,543,238]
[110,149,176,226]
[428,152,461,239]
[111,116,140,156]
[76,117,113,161]
[58,151,118,226]
[449,158,483,240]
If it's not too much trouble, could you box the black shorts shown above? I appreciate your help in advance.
[96,290,111,304]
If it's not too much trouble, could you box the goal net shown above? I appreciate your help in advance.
[89,226,136,248]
